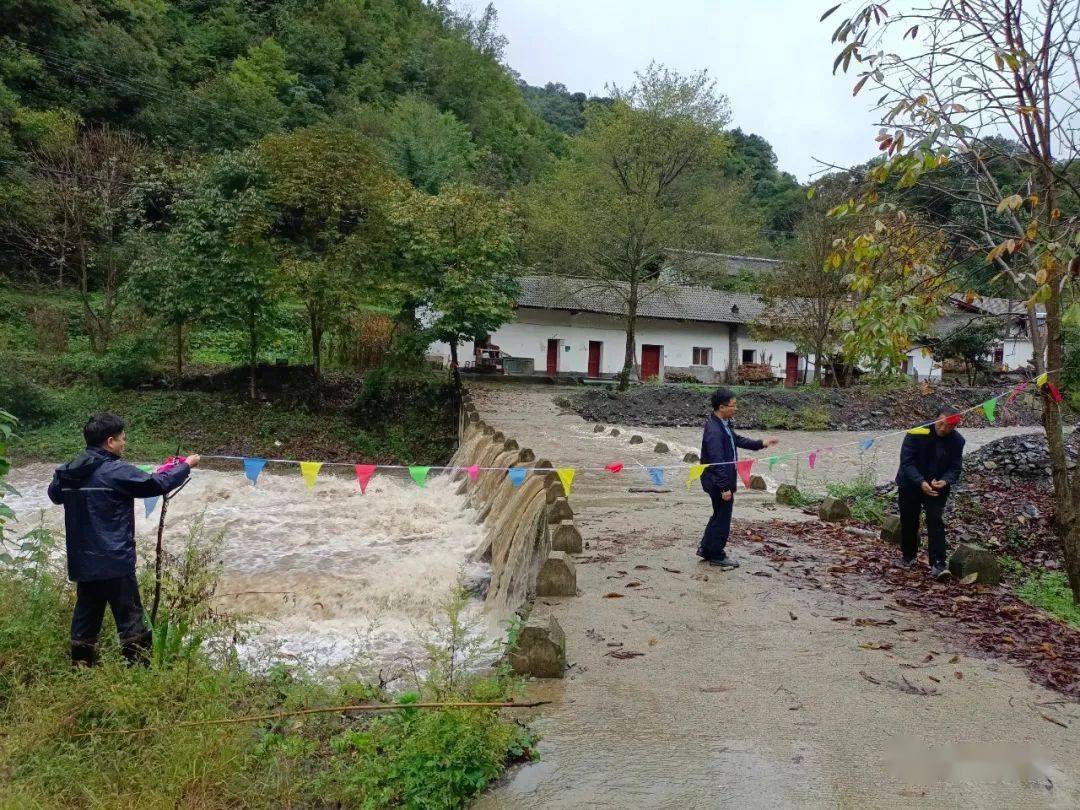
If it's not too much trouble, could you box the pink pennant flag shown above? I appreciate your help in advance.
[355,464,376,494]
[467,465,480,481]
[604,462,623,474]
[808,451,818,470]
[736,458,755,488]
[1007,382,1028,403]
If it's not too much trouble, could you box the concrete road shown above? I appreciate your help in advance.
[471,383,1078,810]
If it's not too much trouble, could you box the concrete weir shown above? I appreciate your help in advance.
[453,394,574,678]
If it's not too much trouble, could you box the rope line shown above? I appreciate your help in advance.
[183,370,1059,475]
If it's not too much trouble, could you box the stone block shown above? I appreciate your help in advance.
[948,543,1002,585]
[503,439,519,452]
[610,428,621,437]
[551,522,583,554]
[546,498,574,524]
[629,435,644,445]
[775,484,801,506]
[517,448,536,463]
[536,552,577,597]
[683,452,700,464]
[509,616,566,679]
[654,442,669,454]
[748,475,767,491]
[880,515,902,545]
[594,425,606,433]
[818,496,851,522]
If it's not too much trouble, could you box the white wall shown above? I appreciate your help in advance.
[735,326,804,378]
[430,309,781,378]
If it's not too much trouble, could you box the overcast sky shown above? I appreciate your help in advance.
[479,0,882,181]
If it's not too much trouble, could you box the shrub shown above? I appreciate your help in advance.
[60,333,161,389]
[758,405,793,430]
[0,361,56,424]
[795,406,830,430]
[826,477,888,524]
[1015,570,1080,629]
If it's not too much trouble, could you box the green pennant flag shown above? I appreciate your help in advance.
[409,466,431,488]
[982,398,997,423]
[137,464,155,474]
[768,456,779,471]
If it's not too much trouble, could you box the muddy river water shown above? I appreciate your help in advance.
[7,464,495,670]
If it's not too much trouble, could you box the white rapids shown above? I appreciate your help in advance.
[6,463,495,671]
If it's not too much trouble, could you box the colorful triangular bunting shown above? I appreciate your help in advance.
[687,464,707,488]
[982,398,997,423]
[556,468,576,497]
[409,466,431,488]
[1036,372,1049,387]
[508,467,528,487]
[768,456,779,471]
[1047,381,1063,403]
[859,439,874,452]
[808,451,818,470]
[467,465,480,481]
[144,496,159,519]
[604,462,623,474]
[907,427,931,436]
[300,461,322,490]
[647,467,665,486]
[355,464,376,494]
[244,457,267,486]
[736,459,754,488]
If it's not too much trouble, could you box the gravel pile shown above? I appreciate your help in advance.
[570,384,1047,431]
[963,432,1078,478]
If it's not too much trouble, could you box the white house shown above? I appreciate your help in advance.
[429,274,809,384]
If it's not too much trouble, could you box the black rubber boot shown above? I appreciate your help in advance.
[121,631,153,666]
[71,641,98,668]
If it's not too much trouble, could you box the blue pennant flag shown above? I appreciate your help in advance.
[647,467,665,486]
[859,439,875,452]
[144,496,159,519]
[508,467,528,487]
[244,457,268,486]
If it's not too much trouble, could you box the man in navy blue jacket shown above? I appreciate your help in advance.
[895,408,965,580]
[47,413,199,665]
[697,389,778,568]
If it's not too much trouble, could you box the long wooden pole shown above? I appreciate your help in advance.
[71,700,552,739]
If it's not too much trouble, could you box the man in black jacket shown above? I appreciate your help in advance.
[895,408,965,580]
[697,389,778,568]
[47,413,199,665]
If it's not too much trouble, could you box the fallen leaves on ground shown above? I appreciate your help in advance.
[744,520,1080,699]
[605,649,645,660]
[602,592,625,599]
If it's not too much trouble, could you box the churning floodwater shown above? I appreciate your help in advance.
[7,464,495,671]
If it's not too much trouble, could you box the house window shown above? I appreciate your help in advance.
[993,345,1004,366]
[741,349,756,364]
[692,347,711,366]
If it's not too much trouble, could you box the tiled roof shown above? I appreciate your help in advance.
[516,276,764,324]
[948,293,1045,317]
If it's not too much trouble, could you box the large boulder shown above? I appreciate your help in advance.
[536,552,577,597]
[551,522,583,554]
[775,484,801,506]
[819,497,851,522]
[948,543,1002,585]
[748,475,767,491]
[546,498,574,524]
[509,615,566,679]
[880,515,902,545]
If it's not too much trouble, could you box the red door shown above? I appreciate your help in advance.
[641,345,661,381]
[546,339,559,375]
[784,353,799,388]
[588,341,602,378]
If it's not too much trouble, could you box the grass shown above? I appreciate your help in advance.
[1014,570,1080,629]
[826,477,889,525]
[0,523,535,808]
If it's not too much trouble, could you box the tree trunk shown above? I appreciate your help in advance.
[619,311,638,392]
[248,305,258,401]
[309,307,322,380]
[175,321,184,379]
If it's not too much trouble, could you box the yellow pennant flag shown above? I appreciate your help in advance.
[300,461,323,490]
[1036,372,1048,387]
[686,464,707,488]
[907,427,931,436]
[556,468,576,497]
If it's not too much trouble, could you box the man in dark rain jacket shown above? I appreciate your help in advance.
[895,408,965,580]
[47,413,199,665]
[697,389,778,568]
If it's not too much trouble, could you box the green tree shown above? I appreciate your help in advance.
[930,320,1005,386]
[522,63,762,389]
[260,125,394,377]
[384,95,477,194]
[391,183,519,370]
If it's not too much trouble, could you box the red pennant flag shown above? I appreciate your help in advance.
[737,458,754,488]
[1047,382,1063,404]
[1007,382,1027,403]
[945,413,962,427]
[355,464,376,494]
[604,462,623,474]
[808,451,818,470]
